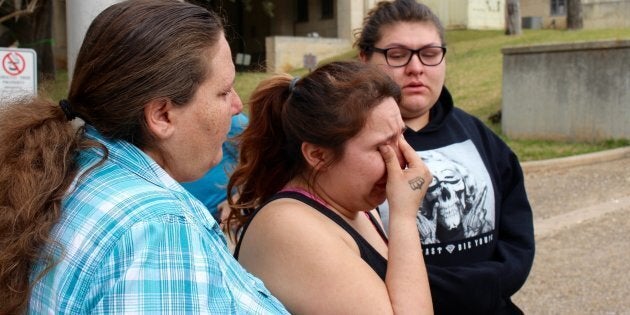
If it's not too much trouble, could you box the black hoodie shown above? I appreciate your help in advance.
[382,86,535,314]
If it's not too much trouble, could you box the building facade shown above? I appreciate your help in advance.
[56,0,628,74]
[520,0,630,29]
[258,0,506,72]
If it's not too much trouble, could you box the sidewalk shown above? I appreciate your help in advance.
[512,147,630,314]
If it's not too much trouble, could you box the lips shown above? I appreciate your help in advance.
[403,82,427,93]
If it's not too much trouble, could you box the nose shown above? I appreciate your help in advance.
[405,53,425,75]
[231,89,243,115]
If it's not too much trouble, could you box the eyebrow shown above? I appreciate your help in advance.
[382,43,441,49]
[380,126,407,145]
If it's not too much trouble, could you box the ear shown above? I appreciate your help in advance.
[144,98,176,140]
[301,142,331,171]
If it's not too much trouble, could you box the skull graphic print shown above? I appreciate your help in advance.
[417,144,495,244]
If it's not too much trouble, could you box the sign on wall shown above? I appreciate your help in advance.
[0,47,37,103]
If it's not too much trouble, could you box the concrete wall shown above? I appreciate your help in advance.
[270,0,375,38]
[264,0,376,72]
[583,0,630,29]
[265,36,352,73]
[501,40,630,142]
[423,0,469,29]
[338,0,378,40]
[467,0,505,29]
[424,0,504,30]
[521,0,630,29]
[520,0,567,29]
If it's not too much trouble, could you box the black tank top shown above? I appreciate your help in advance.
[233,191,388,280]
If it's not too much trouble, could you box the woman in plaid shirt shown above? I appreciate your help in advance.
[0,0,288,314]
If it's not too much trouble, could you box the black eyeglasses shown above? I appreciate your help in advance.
[371,46,447,67]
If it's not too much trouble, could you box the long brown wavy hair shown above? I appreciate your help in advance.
[226,61,401,238]
[0,0,224,313]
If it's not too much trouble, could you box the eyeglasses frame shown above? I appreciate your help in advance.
[370,45,447,67]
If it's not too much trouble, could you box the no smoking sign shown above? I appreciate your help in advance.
[0,47,37,103]
[3,51,27,75]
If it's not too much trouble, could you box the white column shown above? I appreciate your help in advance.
[338,0,379,40]
[66,0,122,81]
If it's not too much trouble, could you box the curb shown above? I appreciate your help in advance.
[534,196,630,240]
[520,146,630,173]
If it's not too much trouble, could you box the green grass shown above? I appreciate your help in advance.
[38,69,68,102]
[235,71,270,107]
[41,28,630,161]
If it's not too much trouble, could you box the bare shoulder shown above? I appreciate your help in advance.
[240,197,353,252]
[237,198,391,314]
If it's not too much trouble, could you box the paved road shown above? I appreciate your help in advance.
[512,148,630,314]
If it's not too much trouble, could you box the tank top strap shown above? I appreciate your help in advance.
[233,191,388,280]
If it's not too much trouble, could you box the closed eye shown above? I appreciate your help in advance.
[220,88,233,97]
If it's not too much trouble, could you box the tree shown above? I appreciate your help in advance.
[0,0,55,82]
[566,0,583,30]
[505,0,522,36]
[0,0,37,24]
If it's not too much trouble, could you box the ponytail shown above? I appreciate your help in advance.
[227,74,300,234]
[0,97,87,314]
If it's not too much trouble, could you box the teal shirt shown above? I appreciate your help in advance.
[29,125,287,314]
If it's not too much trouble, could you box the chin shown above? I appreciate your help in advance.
[210,149,224,167]
[403,97,431,110]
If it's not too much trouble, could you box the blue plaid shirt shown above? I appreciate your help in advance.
[28,126,288,314]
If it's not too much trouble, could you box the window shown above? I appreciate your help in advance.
[551,0,566,16]
[297,0,309,22]
[321,0,333,19]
